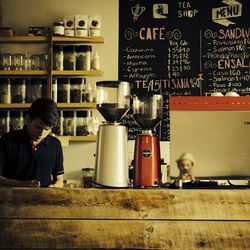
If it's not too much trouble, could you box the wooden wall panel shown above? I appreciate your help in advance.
[0,219,250,249]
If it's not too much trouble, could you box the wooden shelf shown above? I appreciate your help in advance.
[52,70,103,76]
[0,103,96,109]
[57,135,97,142]
[0,36,48,43]
[0,103,31,109]
[0,35,104,43]
[0,70,48,76]
[57,103,96,109]
[52,36,104,43]
[0,35,103,147]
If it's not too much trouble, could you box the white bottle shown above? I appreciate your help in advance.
[85,83,93,102]
[91,51,100,70]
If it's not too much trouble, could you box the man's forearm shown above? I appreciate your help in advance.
[0,176,40,187]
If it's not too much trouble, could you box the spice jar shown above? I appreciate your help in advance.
[0,78,11,103]
[63,111,76,136]
[76,45,91,71]
[26,78,42,102]
[12,53,24,70]
[0,111,9,136]
[30,54,41,70]
[24,51,31,70]
[57,78,70,103]
[11,78,26,103]
[53,45,64,71]
[70,78,84,103]
[9,111,23,132]
[53,21,64,36]
[1,53,12,70]
[63,45,76,70]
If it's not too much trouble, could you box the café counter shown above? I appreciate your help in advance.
[0,188,249,249]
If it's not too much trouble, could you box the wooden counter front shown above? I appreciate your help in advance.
[0,188,249,249]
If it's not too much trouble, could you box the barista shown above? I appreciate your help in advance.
[0,98,64,188]
[176,152,195,181]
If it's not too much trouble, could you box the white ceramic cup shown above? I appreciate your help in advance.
[225,91,239,96]
[211,92,224,96]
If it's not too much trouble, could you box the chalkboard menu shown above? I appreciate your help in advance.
[119,0,250,141]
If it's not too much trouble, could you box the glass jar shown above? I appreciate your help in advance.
[12,53,24,70]
[81,168,95,188]
[11,78,26,103]
[63,45,76,70]
[0,79,11,104]
[9,111,23,132]
[1,53,12,70]
[26,78,42,102]
[76,45,91,71]
[70,78,84,103]
[51,110,63,136]
[63,111,76,136]
[40,54,48,70]
[31,54,41,70]
[41,78,47,98]
[76,111,90,136]
[0,111,9,136]
[53,21,65,36]
[53,45,64,71]
[57,78,70,103]
[52,78,58,102]
[24,51,31,70]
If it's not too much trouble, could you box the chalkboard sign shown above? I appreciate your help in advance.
[119,0,250,141]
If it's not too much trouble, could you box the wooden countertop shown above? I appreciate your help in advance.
[0,188,249,249]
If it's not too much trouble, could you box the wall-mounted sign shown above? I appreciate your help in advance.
[119,0,250,141]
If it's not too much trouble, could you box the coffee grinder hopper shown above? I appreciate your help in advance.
[96,81,130,124]
[133,94,163,132]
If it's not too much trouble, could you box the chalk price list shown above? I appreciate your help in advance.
[202,28,250,95]
[167,39,191,78]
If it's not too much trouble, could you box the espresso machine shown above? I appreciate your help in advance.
[94,81,131,187]
[133,94,163,187]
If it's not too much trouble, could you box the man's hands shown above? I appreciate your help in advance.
[24,179,41,187]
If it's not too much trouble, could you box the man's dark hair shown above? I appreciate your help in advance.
[28,98,59,127]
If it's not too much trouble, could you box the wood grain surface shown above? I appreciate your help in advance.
[0,188,249,249]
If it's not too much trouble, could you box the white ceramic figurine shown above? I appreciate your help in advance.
[176,152,195,181]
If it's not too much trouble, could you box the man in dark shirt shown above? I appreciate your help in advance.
[0,98,64,187]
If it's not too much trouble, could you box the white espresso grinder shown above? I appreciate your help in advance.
[94,81,131,187]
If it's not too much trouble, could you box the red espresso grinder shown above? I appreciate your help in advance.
[133,94,163,187]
